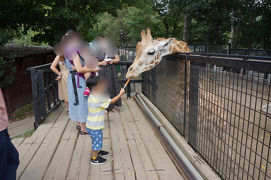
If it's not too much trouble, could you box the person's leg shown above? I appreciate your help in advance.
[0,130,8,179]
[97,130,108,156]
[89,129,106,165]
[80,122,87,133]
[91,150,99,160]
[4,130,19,180]
[65,101,69,115]
[65,101,69,109]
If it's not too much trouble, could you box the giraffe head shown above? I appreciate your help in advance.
[126,28,190,79]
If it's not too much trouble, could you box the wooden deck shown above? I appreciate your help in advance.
[13,98,184,180]
[9,116,34,138]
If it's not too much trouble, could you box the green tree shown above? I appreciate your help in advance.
[92,6,165,46]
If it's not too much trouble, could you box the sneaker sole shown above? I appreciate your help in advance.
[99,154,109,157]
[90,160,107,165]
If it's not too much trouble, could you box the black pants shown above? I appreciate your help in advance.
[0,129,19,180]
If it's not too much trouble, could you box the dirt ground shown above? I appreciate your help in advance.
[151,61,271,180]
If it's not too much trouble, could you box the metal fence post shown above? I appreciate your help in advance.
[183,55,188,136]
[29,68,40,129]
[188,62,199,148]
[150,68,157,104]
[37,70,46,125]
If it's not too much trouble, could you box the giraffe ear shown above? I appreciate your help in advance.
[141,29,146,43]
[146,28,153,41]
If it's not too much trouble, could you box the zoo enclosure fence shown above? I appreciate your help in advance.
[141,53,271,180]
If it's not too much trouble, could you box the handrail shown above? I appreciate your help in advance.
[28,60,143,128]
[135,93,203,180]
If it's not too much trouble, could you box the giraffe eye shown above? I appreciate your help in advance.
[147,50,155,55]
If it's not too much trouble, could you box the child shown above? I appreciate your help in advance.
[86,75,125,164]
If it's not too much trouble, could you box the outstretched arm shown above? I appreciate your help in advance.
[110,89,125,104]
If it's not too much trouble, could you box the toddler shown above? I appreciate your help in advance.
[86,75,125,164]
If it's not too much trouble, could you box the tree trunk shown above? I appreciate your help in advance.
[230,12,234,47]
[183,13,188,41]
[163,17,169,38]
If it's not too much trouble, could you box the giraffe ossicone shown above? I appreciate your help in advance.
[126,28,191,79]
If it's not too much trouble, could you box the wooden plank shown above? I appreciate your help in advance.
[17,104,65,179]
[8,117,34,130]
[9,126,34,138]
[103,116,110,139]
[100,139,114,179]
[43,120,79,180]
[100,120,113,179]
[141,93,220,179]
[19,105,69,180]
[109,111,135,180]
[66,135,91,180]
[119,102,159,180]
[87,124,114,180]
[12,137,25,149]
[126,99,184,180]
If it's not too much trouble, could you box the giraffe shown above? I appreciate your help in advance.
[126,28,190,79]
[126,28,227,140]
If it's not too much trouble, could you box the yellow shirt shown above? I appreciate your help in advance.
[86,94,111,130]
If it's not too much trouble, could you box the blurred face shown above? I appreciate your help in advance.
[94,78,108,94]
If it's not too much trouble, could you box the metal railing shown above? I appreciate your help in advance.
[28,60,143,128]
[117,61,143,98]
[141,53,271,180]
[27,64,60,129]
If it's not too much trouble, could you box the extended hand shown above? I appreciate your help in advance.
[56,75,62,80]
[92,66,101,72]
[109,59,114,64]
[99,61,107,66]
[120,88,125,95]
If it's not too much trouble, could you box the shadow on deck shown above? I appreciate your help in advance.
[13,98,184,180]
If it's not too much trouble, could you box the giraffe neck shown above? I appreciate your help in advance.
[169,41,183,54]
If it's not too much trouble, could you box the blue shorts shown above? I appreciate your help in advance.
[86,128,103,151]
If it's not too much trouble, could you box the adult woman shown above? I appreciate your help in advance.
[92,36,122,111]
[63,30,99,135]
[50,55,69,110]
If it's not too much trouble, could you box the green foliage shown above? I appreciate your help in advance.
[8,102,34,122]
[12,129,35,139]
[0,57,16,88]
[92,6,166,46]
[0,0,270,49]
[8,26,49,46]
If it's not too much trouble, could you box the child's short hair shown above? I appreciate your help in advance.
[86,75,106,91]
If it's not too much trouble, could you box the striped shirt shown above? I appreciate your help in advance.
[86,94,111,130]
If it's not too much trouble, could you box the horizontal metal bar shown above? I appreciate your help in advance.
[163,53,271,73]
[27,63,51,71]
[135,93,203,180]
[187,53,271,61]
[117,61,133,65]
[27,61,134,71]
[118,79,143,84]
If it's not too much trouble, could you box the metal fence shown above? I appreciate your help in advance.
[142,53,271,180]
[27,63,60,129]
[28,61,142,128]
